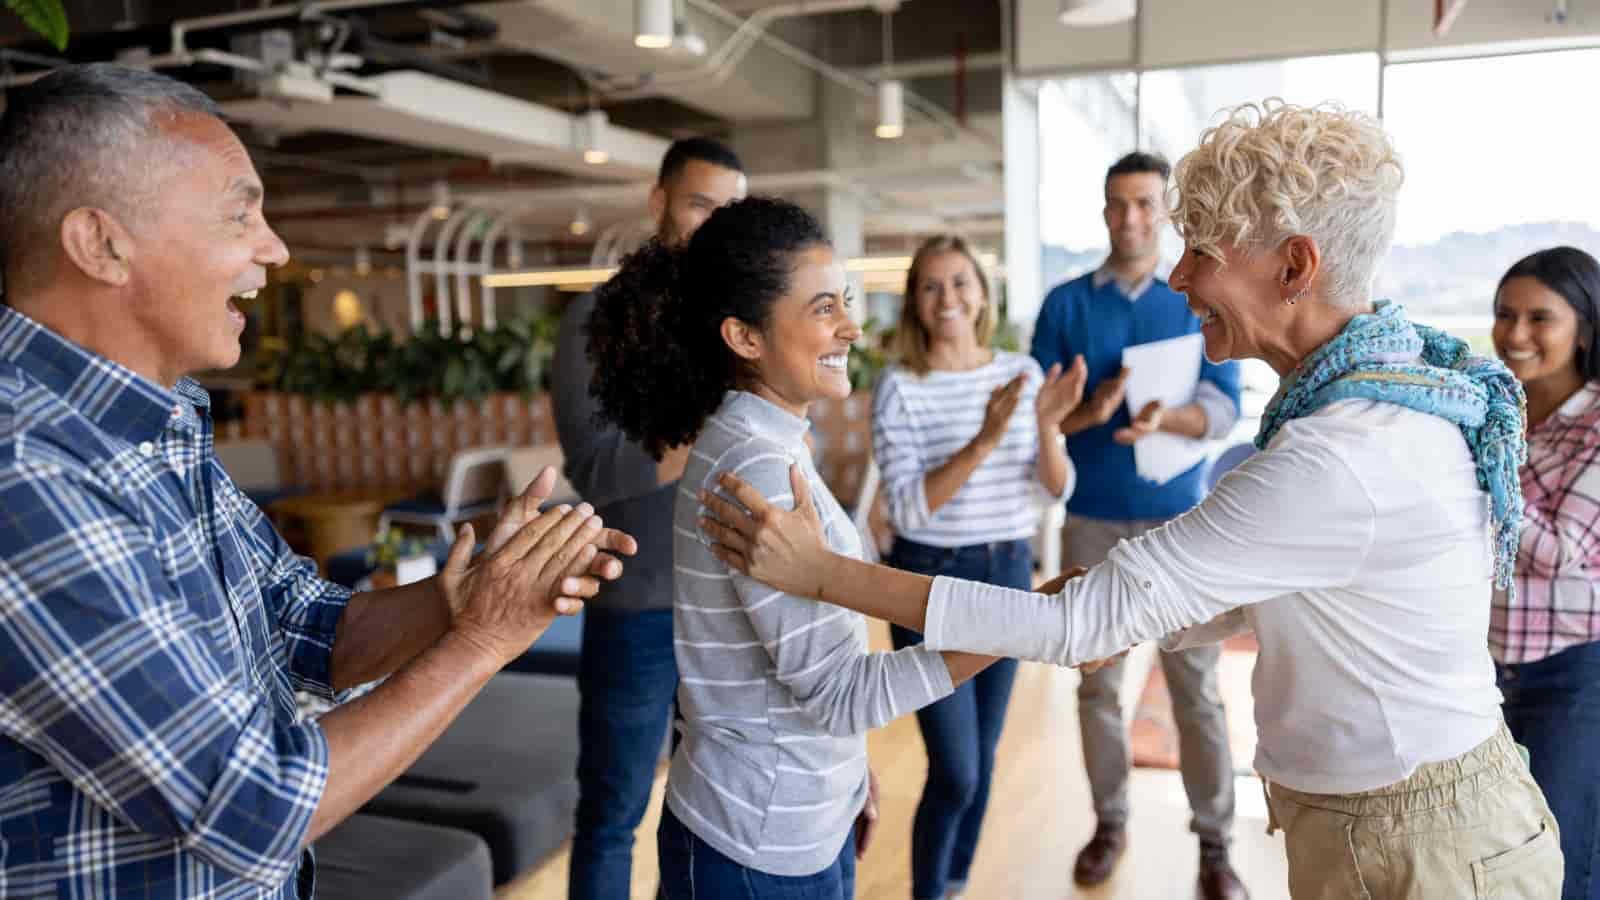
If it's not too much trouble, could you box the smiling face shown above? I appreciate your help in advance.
[912,250,988,350]
[652,159,748,247]
[1493,275,1585,391]
[1168,239,1288,366]
[729,244,860,417]
[122,113,288,385]
[1104,171,1165,266]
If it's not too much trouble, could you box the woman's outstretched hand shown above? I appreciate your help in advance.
[1037,566,1129,674]
[699,465,834,599]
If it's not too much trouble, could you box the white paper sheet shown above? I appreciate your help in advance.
[1121,333,1208,485]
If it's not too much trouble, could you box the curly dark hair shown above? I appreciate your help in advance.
[587,196,829,459]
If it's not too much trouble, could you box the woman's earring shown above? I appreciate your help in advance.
[1285,285,1308,306]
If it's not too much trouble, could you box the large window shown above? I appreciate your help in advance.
[1037,73,1137,290]
[1038,56,1380,428]
[1380,48,1600,330]
[1033,47,1600,435]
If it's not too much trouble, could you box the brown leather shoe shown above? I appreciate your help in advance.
[1198,842,1249,900]
[1072,823,1126,886]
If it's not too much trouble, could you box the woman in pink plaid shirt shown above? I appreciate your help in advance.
[1493,245,1600,900]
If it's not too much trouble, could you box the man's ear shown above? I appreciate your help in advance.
[59,207,135,288]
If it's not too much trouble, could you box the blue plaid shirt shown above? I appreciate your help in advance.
[0,307,348,898]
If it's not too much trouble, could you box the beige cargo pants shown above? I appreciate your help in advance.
[1263,724,1563,899]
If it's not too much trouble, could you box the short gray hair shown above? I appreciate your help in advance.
[0,63,220,293]
[1171,100,1404,308]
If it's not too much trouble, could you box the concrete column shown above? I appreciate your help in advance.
[1002,74,1042,334]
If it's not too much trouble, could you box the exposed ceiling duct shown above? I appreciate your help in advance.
[468,0,824,120]
[220,69,670,180]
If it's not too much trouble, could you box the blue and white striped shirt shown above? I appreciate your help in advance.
[0,307,344,898]
[873,352,1071,547]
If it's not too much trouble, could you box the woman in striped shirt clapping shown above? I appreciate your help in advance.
[871,235,1083,900]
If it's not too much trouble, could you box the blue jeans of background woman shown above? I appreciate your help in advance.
[657,805,857,900]
[1500,639,1600,900]
[887,537,1030,900]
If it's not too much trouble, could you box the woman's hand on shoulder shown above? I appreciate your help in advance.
[699,464,834,598]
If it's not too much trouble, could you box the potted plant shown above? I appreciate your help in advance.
[364,526,431,590]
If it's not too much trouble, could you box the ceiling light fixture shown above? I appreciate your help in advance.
[875,6,903,139]
[635,0,674,48]
[482,253,1002,290]
[484,267,618,289]
[569,207,593,237]
[1058,0,1136,27]
[429,180,451,220]
[579,109,610,165]
[876,80,904,140]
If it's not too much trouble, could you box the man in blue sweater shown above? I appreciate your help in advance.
[551,138,747,900]
[1031,152,1247,900]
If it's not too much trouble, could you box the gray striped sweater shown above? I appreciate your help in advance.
[667,390,955,876]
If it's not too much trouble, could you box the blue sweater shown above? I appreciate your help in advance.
[1031,271,1240,522]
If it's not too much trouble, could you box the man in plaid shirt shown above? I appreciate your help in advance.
[0,64,636,898]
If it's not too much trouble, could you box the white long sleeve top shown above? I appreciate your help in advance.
[922,399,1504,794]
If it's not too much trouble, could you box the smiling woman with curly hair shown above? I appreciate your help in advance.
[589,196,1002,900]
[698,103,1566,899]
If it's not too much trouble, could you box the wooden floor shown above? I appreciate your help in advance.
[498,625,1290,900]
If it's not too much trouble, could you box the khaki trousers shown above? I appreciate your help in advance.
[1264,724,1563,899]
[1064,513,1237,844]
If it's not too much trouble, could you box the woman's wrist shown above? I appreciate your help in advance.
[812,550,846,604]
[967,432,1000,459]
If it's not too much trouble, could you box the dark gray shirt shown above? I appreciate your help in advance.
[551,291,675,612]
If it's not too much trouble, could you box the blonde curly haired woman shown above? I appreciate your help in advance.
[698,101,1565,898]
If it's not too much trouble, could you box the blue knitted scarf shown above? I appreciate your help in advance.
[1255,300,1527,592]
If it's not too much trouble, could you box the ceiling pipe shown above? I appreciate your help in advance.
[682,0,994,146]
[593,0,879,98]
[0,1,480,88]
[852,50,1005,80]
[169,0,460,58]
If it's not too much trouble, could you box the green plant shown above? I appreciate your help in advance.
[990,292,1022,352]
[847,317,891,391]
[256,307,566,407]
[366,526,427,570]
[487,307,561,397]
[6,0,68,51]
[258,326,386,407]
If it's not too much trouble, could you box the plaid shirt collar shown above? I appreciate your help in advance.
[0,305,208,443]
[1549,380,1600,423]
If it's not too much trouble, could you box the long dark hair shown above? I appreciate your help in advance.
[1497,246,1600,380]
[587,196,829,459]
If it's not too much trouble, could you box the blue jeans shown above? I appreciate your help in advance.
[569,606,678,900]
[887,537,1030,900]
[657,805,857,899]
[1500,640,1600,900]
